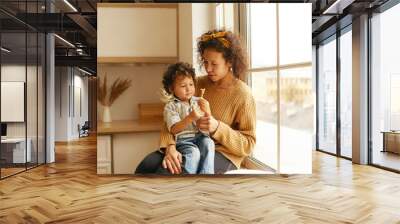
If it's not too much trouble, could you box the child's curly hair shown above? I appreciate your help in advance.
[197,29,248,81]
[162,62,196,94]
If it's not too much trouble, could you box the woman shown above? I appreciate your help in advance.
[135,29,256,174]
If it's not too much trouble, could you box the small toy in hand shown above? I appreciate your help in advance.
[192,88,206,116]
[200,88,205,98]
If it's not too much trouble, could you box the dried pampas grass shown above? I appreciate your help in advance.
[97,75,108,106]
[97,75,132,107]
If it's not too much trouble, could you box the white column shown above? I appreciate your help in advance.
[46,33,55,163]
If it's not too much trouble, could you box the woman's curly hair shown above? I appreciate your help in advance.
[162,62,196,94]
[197,29,248,81]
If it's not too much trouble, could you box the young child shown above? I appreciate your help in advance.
[161,62,214,174]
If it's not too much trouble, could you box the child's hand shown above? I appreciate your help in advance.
[189,107,203,121]
[198,98,211,115]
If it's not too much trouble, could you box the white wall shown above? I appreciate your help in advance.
[191,3,215,74]
[1,65,33,138]
[55,67,89,141]
[1,65,26,134]
[1,65,26,81]
[179,3,215,71]
[71,74,89,138]
[81,76,89,123]
[178,4,193,64]
[223,4,234,31]
[55,67,68,141]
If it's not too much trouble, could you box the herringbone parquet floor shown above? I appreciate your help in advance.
[1,135,400,223]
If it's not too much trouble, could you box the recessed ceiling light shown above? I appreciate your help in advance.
[323,0,354,15]
[1,47,11,53]
[54,34,75,48]
[77,67,93,76]
[63,0,78,12]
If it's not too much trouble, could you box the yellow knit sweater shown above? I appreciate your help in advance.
[159,75,257,168]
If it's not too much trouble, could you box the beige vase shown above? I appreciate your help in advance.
[103,106,112,123]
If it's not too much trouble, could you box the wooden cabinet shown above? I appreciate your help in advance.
[97,3,178,64]
[113,132,160,174]
[382,131,400,154]
[97,119,163,174]
[97,131,160,174]
[97,135,112,174]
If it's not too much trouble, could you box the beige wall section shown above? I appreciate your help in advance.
[97,7,177,57]
[97,64,167,121]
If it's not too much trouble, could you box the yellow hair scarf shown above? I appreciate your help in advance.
[200,31,230,48]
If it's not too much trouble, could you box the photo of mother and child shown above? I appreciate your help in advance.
[135,29,257,175]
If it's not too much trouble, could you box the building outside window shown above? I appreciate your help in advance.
[339,28,352,159]
[371,3,400,171]
[246,4,312,173]
[317,36,337,155]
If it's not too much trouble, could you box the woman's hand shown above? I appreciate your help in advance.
[196,112,219,134]
[162,144,183,174]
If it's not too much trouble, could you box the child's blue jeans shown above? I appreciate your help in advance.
[176,133,215,174]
